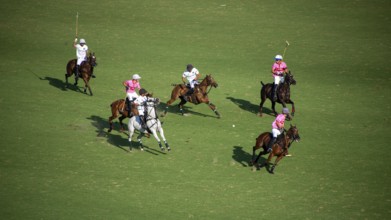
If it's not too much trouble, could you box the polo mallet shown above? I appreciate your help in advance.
[75,12,79,37]
[282,40,290,59]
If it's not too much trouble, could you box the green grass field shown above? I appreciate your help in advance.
[1,0,390,219]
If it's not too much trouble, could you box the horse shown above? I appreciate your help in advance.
[258,71,296,119]
[128,97,170,152]
[108,99,138,133]
[250,124,300,174]
[65,52,97,96]
[162,74,220,118]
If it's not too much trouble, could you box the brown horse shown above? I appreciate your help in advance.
[258,71,296,119]
[108,99,138,133]
[65,52,97,95]
[250,124,300,174]
[162,74,220,118]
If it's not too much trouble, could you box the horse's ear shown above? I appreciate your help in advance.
[290,123,293,128]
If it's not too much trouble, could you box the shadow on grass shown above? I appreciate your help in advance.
[232,146,252,167]
[157,102,216,118]
[87,115,165,155]
[226,96,274,116]
[30,69,83,93]
[232,146,267,170]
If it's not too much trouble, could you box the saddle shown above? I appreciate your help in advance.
[184,86,200,104]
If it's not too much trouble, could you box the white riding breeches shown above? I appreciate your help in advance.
[77,56,86,65]
[272,128,282,138]
[126,92,138,101]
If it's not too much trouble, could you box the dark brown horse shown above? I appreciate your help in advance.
[162,74,220,118]
[250,124,300,174]
[258,71,296,119]
[65,52,97,95]
[108,99,138,133]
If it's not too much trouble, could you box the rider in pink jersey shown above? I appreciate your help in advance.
[271,55,289,101]
[122,74,141,113]
[266,108,289,152]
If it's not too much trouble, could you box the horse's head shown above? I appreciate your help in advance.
[205,74,218,88]
[285,71,296,85]
[287,124,300,142]
[88,52,97,67]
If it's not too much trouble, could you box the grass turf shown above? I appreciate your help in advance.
[0,0,390,219]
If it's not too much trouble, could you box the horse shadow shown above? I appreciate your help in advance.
[156,102,215,118]
[232,146,267,170]
[87,115,164,155]
[226,96,273,115]
[232,146,252,167]
[30,69,83,93]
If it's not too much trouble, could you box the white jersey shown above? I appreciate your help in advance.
[76,44,88,58]
[182,67,199,82]
[134,96,148,116]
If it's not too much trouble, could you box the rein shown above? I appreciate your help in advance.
[145,101,159,128]
[199,77,214,95]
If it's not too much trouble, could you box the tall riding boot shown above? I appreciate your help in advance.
[186,88,194,96]
[140,115,146,129]
[267,137,276,152]
[75,65,80,78]
[272,83,278,101]
[125,98,132,111]
[74,65,80,86]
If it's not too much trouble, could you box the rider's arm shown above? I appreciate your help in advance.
[195,73,201,81]
[182,76,187,84]
[73,38,78,48]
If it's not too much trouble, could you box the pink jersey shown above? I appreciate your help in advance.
[272,62,287,75]
[124,80,140,93]
[272,114,286,129]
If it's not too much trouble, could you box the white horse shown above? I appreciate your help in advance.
[128,97,170,151]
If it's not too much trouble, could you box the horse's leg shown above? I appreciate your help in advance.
[287,99,295,116]
[258,97,267,117]
[136,133,144,151]
[178,98,187,115]
[271,101,278,116]
[265,151,275,173]
[157,121,170,151]
[270,155,285,174]
[258,87,268,116]
[128,122,135,152]
[82,76,93,96]
[108,114,117,133]
[150,127,164,151]
[65,73,69,88]
[119,115,127,132]
[207,102,221,118]
[162,88,181,116]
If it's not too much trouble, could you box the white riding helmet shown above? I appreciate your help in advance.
[79,39,86,44]
[132,74,141,80]
[275,55,283,60]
